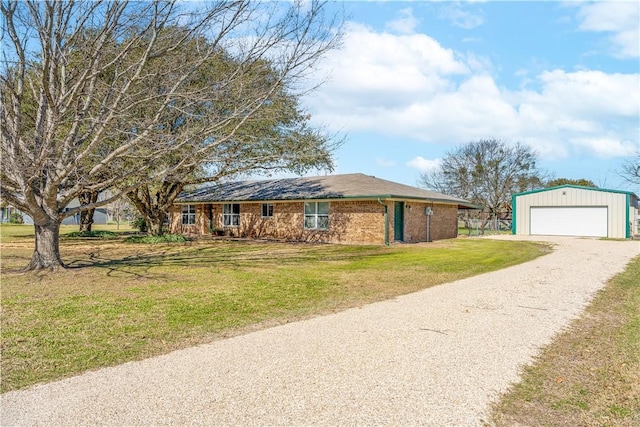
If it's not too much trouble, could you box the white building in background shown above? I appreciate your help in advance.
[0,199,108,225]
[60,198,108,225]
[0,205,24,223]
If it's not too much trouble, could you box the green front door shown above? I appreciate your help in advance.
[394,201,404,241]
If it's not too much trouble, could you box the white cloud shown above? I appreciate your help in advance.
[570,137,637,158]
[534,69,639,118]
[305,21,471,133]
[306,23,639,163]
[575,1,640,58]
[407,157,442,172]
[385,7,419,35]
[438,4,484,30]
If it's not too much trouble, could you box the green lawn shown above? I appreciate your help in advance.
[1,223,548,392]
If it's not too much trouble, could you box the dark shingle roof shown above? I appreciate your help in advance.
[177,173,481,209]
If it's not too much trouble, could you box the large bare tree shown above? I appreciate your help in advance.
[1,0,342,270]
[420,139,546,225]
[620,151,640,190]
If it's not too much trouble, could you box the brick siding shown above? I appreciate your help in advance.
[388,202,458,243]
[170,200,458,244]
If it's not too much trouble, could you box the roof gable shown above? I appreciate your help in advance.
[177,173,481,208]
[513,184,638,199]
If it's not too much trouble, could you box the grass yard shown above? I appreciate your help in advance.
[490,255,640,426]
[1,223,547,393]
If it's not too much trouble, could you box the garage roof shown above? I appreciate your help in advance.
[513,184,638,200]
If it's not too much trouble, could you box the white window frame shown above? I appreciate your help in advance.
[304,202,329,230]
[223,203,240,227]
[262,203,274,218]
[181,204,196,225]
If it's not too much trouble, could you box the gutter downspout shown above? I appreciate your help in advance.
[377,198,389,246]
[426,205,432,242]
[511,194,516,235]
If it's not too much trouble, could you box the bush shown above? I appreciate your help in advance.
[124,234,188,244]
[64,230,119,239]
[131,216,147,233]
[9,213,23,224]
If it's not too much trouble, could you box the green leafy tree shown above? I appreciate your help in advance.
[123,50,339,236]
[545,178,597,188]
[1,0,342,270]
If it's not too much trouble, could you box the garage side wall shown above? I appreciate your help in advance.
[631,196,639,236]
[513,187,627,238]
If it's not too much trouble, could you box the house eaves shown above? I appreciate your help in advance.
[176,173,481,210]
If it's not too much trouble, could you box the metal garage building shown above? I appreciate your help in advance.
[512,185,639,239]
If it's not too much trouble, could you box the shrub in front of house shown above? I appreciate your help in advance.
[64,230,119,239]
[124,234,188,244]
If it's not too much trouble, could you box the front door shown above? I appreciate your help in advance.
[394,201,404,241]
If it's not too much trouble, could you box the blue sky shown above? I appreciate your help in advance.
[298,1,640,192]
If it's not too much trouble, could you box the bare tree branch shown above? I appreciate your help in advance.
[1,0,343,269]
[420,139,547,229]
[620,151,640,190]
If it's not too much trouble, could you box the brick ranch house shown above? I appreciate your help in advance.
[169,173,480,245]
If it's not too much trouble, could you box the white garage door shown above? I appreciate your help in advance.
[530,207,608,237]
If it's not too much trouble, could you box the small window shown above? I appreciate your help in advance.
[262,203,274,218]
[304,202,329,230]
[223,203,240,227]
[181,205,196,225]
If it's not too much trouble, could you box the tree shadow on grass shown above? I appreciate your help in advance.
[64,240,390,278]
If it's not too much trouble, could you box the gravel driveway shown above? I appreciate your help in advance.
[2,236,638,426]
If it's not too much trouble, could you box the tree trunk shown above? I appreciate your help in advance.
[78,190,99,232]
[127,181,185,237]
[79,208,95,232]
[26,221,65,270]
[147,214,165,236]
[480,216,490,235]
